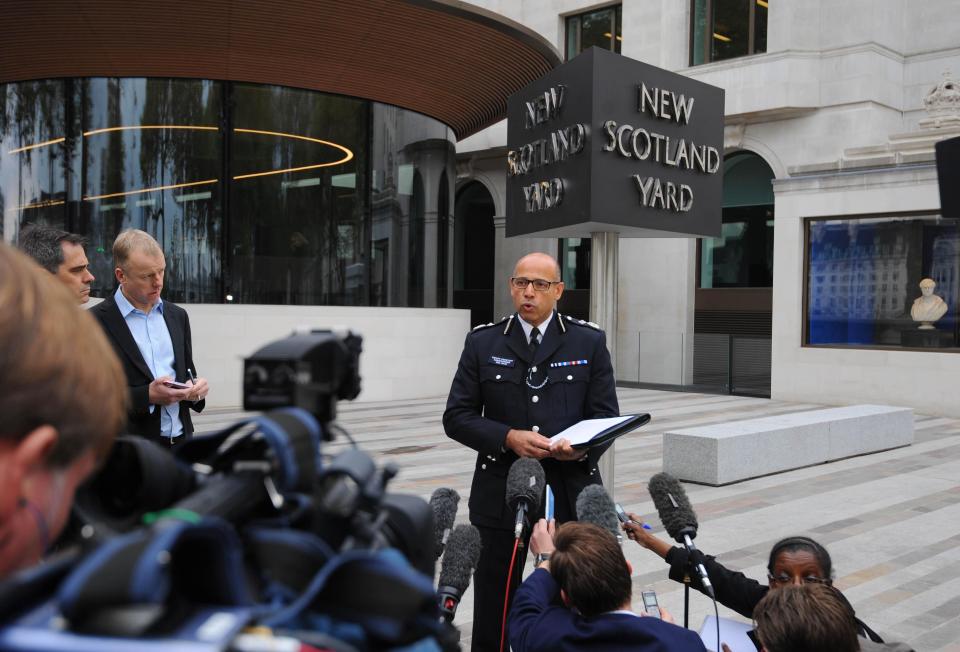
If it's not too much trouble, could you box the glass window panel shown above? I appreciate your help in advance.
[78,78,222,303]
[0,80,68,238]
[754,0,768,54]
[229,83,368,306]
[700,205,773,288]
[565,15,580,60]
[711,0,751,62]
[615,6,623,54]
[560,237,591,289]
[806,216,960,349]
[370,103,455,308]
[579,8,617,54]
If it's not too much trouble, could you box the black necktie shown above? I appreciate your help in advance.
[529,327,540,356]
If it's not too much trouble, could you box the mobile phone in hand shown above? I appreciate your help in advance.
[163,380,190,389]
[615,503,630,524]
[641,590,661,618]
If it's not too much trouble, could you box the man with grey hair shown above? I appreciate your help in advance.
[90,229,209,445]
[17,223,96,304]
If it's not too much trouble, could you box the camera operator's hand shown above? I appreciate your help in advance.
[549,437,587,461]
[622,511,672,560]
[505,429,552,459]
[149,376,191,406]
[186,377,209,403]
[530,518,556,556]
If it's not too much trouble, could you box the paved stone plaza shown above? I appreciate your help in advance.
[195,388,960,651]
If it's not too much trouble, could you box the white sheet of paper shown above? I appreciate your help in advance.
[698,615,755,652]
[548,415,634,447]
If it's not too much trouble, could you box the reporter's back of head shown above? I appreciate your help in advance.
[551,522,632,616]
[754,583,859,652]
[0,244,126,577]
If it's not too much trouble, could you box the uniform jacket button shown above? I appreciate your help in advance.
[481,463,487,470]
[567,374,573,381]
[531,366,537,372]
[531,395,539,403]
[496,374,502,380]
[532,425,540,432]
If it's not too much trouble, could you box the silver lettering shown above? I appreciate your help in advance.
[665,181,679,212]
[650,178,665,209]
[631,127,650,160]
[568,123,586,154]
[674,94,694,124]
[616,125,634,158]
[633,175,654,205]
[674,139,689,169]
[706,146,721,174]
[639,83,658,117]
[691,144,706,172]
[679,184,693,211]
[602,120,617,151]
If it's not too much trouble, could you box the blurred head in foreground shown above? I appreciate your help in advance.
[0,243,125,577]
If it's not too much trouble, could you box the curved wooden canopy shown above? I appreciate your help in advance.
[0,0,561,140]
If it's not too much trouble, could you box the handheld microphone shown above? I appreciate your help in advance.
[429,488,460,559]
[647,472,715,598]
[437,524,482,624]
[505,458,545,539]
[575,484,622,544]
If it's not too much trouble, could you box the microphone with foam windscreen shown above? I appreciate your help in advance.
[429,488,460,559]
[505,458,545,539]
[437,524,482,624]
[647,472,714,598]
[575,484,622,544]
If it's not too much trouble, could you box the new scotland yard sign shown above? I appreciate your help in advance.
[506,47,724,238]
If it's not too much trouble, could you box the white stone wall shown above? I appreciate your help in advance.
[166,304,470,408]
[771,166,960,418]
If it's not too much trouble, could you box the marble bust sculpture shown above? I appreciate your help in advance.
[911,278,948,329]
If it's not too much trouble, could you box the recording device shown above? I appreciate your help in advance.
[505,458,545,539]
[647,472,715,598]
[243,329,362,430]
[163,380,190,390]
[575,485,622,544]
[641,590,661,619]
[430,488,460,559]
[614,502,631,525]
[55,331,452,650]
[436,524,482,624]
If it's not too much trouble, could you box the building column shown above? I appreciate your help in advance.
[590,231,619,495]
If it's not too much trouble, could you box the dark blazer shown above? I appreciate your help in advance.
[90,292,205,438]
[443,311,619,530]
[509,569,708,652]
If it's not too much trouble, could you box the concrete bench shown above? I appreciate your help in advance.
[662,405,914,486]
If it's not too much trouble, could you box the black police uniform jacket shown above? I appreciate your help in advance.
[443,311,619,530]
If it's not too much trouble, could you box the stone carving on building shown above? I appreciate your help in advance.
[920,71,960,130]
[911,278,949,329]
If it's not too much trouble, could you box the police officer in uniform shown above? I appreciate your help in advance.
[443,252,619,651]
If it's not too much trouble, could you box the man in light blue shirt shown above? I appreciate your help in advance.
[91,230,209,444]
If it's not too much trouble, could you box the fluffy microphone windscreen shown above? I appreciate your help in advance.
[505,458,546,512]
[575,484,621,541]
[647,472,698,542]
[438,524,483,592]
[429,488,460,557]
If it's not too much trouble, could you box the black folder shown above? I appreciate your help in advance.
[552,413,652,449]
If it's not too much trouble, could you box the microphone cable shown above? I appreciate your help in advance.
[499,537,521,652]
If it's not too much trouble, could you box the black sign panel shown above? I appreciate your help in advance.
[506,47,724,238]
[936,136,960,218]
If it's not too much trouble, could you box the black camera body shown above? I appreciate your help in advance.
[243,329,362,430]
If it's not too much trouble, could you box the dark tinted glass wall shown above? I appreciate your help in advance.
[807,215,960,349]
[0,78,455,307]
